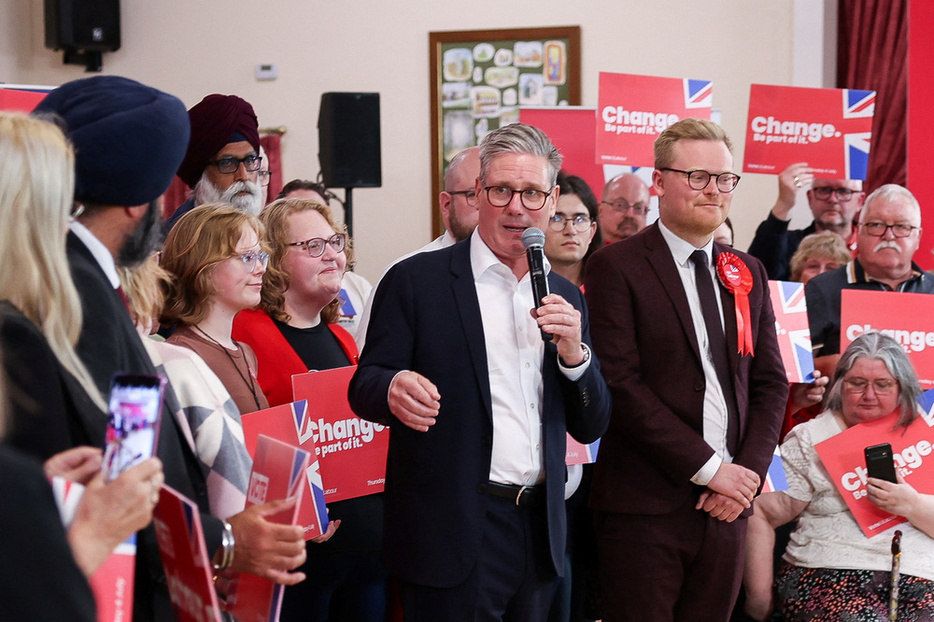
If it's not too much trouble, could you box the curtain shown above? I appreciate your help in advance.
[837,0,908,192]
[161,175,189,221]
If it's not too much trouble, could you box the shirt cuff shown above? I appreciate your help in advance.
[558,343,591,381]
[691,453,723,486]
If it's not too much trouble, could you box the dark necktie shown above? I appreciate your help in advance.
[689,250,740,454]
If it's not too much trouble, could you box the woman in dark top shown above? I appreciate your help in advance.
[233,197,383,622]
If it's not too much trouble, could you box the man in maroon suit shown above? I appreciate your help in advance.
[584,118,788,621]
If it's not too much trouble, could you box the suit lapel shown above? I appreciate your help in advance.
[449,242,493,420]
[643,226,702,363]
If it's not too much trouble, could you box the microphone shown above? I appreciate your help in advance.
[521,227,551,342]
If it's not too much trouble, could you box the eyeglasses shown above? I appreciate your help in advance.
[483,185,554,210]
[210,154,263,174]
[448,189,477,206]
[549,214,593,232]
[258,170,271,187]
[600,199,649,216]
[842,377,898,395]
[660,168,741,193]
[287,233,346,257]
[231,250,269,272]
[859,222,919,238]
[812,186,855,202]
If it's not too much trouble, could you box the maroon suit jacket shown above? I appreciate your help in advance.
[584,224,788,514]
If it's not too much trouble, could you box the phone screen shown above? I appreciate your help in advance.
[864,443,898,484]
[102,374,166,482]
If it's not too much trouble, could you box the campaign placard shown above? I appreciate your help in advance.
[152,486,222,622]
[815,400,934,538]
[89,539,135,622]
[596,72,712,167]
[225,435,309,622]
[743,83,875,179]
[519,107,605,203]
[840,290,934,388]
[0,86,49,112]
[292,366,389,503]
[240,402,330,540]
[565,434,600,465]
[760,446,789,494]
[769,281,816,383]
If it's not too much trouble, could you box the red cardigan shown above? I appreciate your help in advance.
[232,308,359,407]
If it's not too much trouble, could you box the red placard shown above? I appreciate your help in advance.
[225,435,309,622]
[0,86,49,112]
[565,434,600,465]
[595,72,712,167]
[152,486,222,622]
[743,84,875,179]
[519,107,605,201]
[815,410,934,538]
[840,290,934,388]
[291,367,388,502]
[240,402,330,539]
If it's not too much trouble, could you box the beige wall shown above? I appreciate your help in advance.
[1,0,808,281]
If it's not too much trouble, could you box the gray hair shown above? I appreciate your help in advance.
[825,331,921,429]
[479,123,562,187]
[860,184,922,226]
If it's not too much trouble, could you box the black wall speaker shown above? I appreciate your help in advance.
[44,0,121,52]
[318,92,381,188]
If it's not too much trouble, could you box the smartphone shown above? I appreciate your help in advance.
[865,443,898,484]
[102,373,166,482]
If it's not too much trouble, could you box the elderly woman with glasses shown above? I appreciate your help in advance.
[232,198,384,622]
[743,332,934,621]
[160,203,271,414]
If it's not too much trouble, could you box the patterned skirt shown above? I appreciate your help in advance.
[775,564,934,621]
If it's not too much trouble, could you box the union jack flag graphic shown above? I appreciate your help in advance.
[843,89,876,118]
[684,79,713,109]
[769,281,816,383]
[760,446,789,494]
[844,132,872,181]
[917,387,934,428]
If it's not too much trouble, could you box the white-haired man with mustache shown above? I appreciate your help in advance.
[806,184,934,376]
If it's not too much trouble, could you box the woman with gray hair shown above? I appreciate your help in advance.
[743,332,934,620]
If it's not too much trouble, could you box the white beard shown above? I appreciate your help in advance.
[194,174,263,216]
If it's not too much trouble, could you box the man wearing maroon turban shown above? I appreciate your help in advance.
[165,94,263,231]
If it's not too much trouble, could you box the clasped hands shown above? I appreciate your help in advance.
[696,462,761,523]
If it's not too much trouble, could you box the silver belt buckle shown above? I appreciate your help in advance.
[515,485,529,506]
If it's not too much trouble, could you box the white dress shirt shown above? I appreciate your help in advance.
[657,220,731,485]
[70,220,120,288]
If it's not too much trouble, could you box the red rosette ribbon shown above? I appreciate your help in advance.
[716,252,754,356]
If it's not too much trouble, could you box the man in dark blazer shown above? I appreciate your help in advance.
[36,76,306,622]
[584,119,788,621]
[349,123,610,621]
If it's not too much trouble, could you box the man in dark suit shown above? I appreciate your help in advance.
[349,123,610,621]
[584,118,788,621]
[35,76,306,621]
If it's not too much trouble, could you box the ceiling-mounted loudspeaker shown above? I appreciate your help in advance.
[44,0,120,72]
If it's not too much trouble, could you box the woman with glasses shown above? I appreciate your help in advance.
[233,198,384,622]
[742,332,934,621]
[160,203,270,414]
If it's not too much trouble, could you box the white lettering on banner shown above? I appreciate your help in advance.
[309,418,386,458]
[750,115,841,145]
[845,324,934,353]
[165,572,215,622]
[601,106,678,136]
[838,437,934,500]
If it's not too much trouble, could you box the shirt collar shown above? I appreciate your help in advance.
[469,228,551,283]
[657,219,715,267]
[69,219,121,289]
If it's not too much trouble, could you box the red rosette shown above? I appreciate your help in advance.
[716,252,755,356]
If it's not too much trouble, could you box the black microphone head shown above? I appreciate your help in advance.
[521,227,546,250]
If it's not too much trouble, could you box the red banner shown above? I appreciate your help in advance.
[595,72,712,167]
[292,367,388,503]
[743,84,875,179]
[840,290,934,388]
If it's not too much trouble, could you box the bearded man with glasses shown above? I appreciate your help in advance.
[749,164,865,280]
[806,184,934,379]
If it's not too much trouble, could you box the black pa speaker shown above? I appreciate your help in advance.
[318,92,381,188]
[44,0,121,52]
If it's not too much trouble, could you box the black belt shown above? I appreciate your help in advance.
[482,481,544,507]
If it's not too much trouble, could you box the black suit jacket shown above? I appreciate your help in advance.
[67,231,221,622]
[349,239,611,588]
[584,224,788,515]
